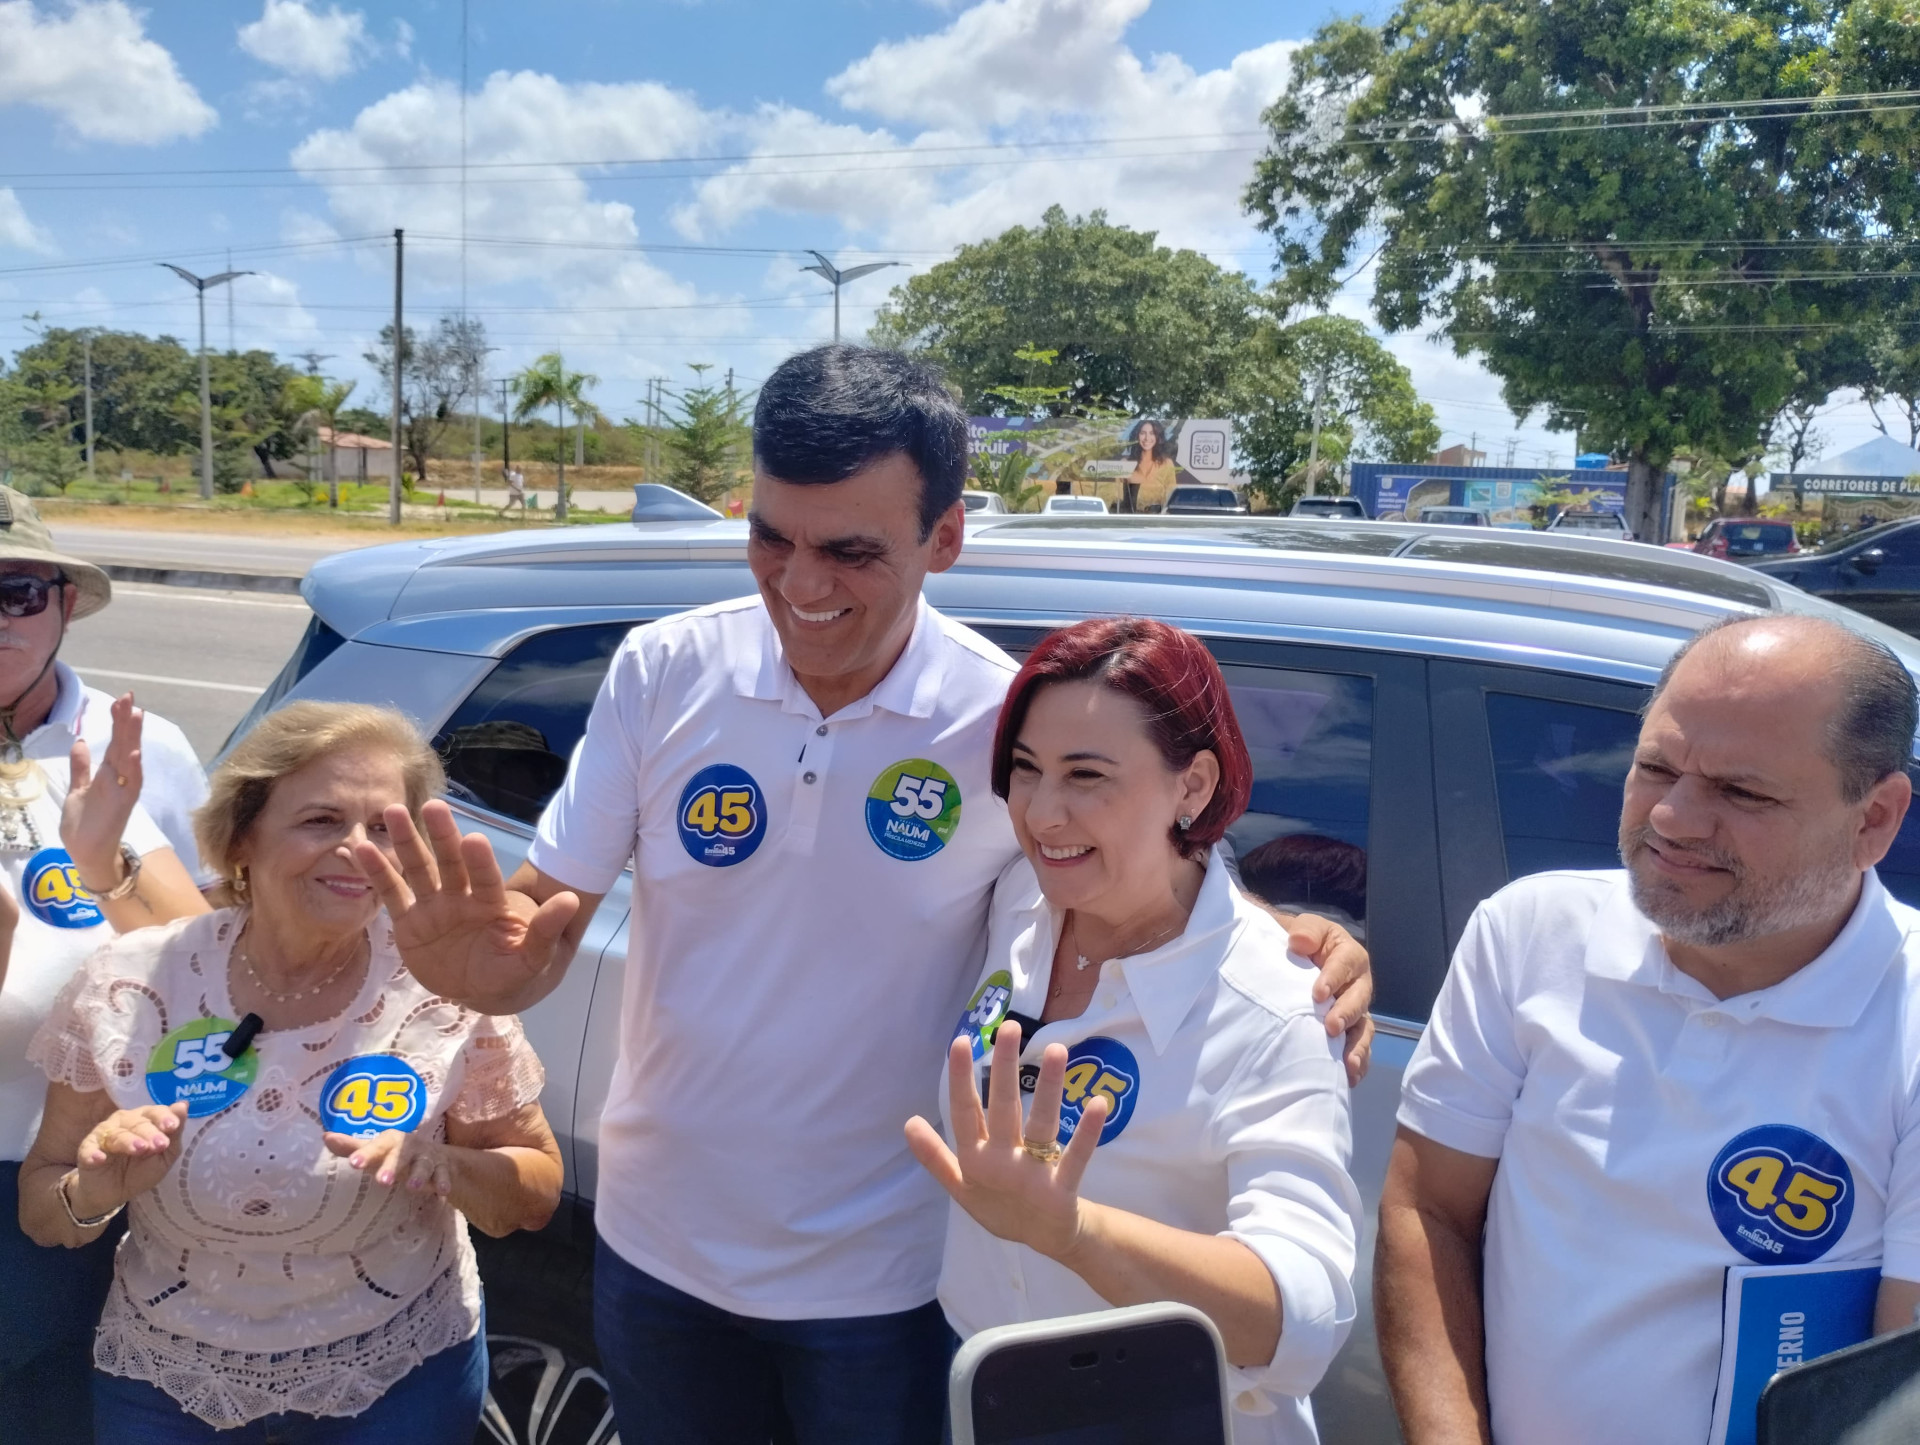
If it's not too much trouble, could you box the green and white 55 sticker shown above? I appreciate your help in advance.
[145,1017,256,1118]
[866,759,962,861]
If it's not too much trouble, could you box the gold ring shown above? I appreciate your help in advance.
[1020,1137,1064,1164]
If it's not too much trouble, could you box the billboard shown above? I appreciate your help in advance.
[968,416,1235,508]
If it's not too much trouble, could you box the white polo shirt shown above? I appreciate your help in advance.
[0,760,169,1159]
[22,662,209,880]
[939,850,1361,1444]
[1400,869,1920,1445]
[529,594,1021,1317]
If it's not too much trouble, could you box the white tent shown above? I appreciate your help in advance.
[1798,435,1920,477]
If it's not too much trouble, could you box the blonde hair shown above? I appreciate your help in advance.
[196,701,445,905]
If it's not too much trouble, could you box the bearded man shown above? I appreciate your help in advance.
[1375,613,1920,1445]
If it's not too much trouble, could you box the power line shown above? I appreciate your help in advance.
[1353,86,1920,137]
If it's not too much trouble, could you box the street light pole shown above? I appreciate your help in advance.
[390,229,404,527]
[80,329,96,484]
[159,264,254,499]
[800,251,905,344]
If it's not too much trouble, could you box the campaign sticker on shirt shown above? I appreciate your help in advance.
[23,847,103,930]
[676,764,767,867]
[1055,1036,1140,1148]
[145,1017,257,1118]
[955,970,1013,1061]
[1708,1124,1855,1265]
[866,759,962,861]
[320,1055,427,1137]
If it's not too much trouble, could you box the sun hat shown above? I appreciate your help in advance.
[0,485,111,620]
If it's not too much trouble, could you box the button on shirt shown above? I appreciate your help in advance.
[1400,869,1920,1445]
[529,594,1020,1318]
[939,850,1361,1443]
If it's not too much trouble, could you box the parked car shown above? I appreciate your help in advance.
[1290,494,1370,520]
[1752,517,1920,637]
[960,489,1008,514]
[243,515,1920,1445]
[1417,506,1492,527]
[1693,517,1799,561]
[1546,508,1634,541]
[1163,484,1249,516]
[1041,493,1108,514]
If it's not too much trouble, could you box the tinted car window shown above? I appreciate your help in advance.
[1722,523,1796,554]
[1167,487,1238,508]
[1486,692,1641,876]
[1224,668,1374,941]
[432,622,634,824]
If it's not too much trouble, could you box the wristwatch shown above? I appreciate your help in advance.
[79,842,142,902]
[56,1170,123,1230]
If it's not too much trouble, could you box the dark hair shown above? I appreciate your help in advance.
[1651,614,1918,803]
[752,344,967,540]
[990,618,1253,859]
[1126,417,1175,463]
[1238,834,1368,921]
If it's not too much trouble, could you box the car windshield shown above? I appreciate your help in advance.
[1048,497,1105,512]
[1169,488,1237,506]
[962,494,992,511]
[1554,513,1622,529]
[1720,523,1795,551]
[1810,520,1904,553]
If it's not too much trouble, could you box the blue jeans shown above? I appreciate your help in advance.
[0,1159,122,1445]
[593,1234,948,1445]
[91,1321,486,1443]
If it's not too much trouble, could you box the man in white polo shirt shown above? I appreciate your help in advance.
[366,345,1373,1444]
[1377,613,1920,1445]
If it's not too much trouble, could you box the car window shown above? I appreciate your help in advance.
[431,621,636,825]
[1223,668,1374,943]
[220,614,347,754]
[1485,692,1642,876]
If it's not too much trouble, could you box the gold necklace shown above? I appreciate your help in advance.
[236,920,364,1004]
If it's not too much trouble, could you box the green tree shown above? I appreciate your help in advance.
[512,351,598,519]
[6,327,197,456]
[366,315,490,485]
[1244,0,1920,540]
[872,206,1259,414]
[657,364,749,507]
[289,375,357,505]
[1233,314,1439,509]
[969,446,1045,512]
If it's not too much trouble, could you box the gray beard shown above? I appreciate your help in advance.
[1619,826,1860,948]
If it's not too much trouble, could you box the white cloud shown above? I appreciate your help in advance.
[237,0,368,80]
[0,189,55,254]
[0,0,215,144]
[392,16,412,60]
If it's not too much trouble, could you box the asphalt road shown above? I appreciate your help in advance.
[63,583,315,760]
[49,525,365,578]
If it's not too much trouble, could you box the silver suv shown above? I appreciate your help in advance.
[237,513,1920,1445]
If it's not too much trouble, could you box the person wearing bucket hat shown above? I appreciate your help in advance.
[0,482,214,1445]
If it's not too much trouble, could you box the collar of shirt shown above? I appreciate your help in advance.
[20,660,85,759]
[729,595,946,722]
[1001,846,1246,1056]
[1583,868,1907,1028]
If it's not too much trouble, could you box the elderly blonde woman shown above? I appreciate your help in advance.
[17,701,562,1444]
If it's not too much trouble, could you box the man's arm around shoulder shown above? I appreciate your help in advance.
[1376,1125,1500,1445]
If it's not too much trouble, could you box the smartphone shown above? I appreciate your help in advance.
[948,1302,1232,1445]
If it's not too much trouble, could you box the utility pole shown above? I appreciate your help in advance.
[555,350,568,523]
[79,329,96,484]
[294,350,331,376]
[1304,371,1327,497]
[159,263,254,499]
[390,228,404,527]
[497,377,512,478]
[800,250,904,343]
[225,249,236,353]
[469,345,496,504]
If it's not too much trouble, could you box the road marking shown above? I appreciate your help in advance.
[109,586,309,609]
[81,667,263,696]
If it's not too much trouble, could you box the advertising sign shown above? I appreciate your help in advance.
[968,416,1236,507]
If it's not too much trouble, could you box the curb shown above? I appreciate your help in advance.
[95,563,306,596]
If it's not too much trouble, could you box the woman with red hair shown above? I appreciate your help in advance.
[907,619,1361,1443]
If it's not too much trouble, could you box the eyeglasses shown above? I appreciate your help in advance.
[0,575,66,618]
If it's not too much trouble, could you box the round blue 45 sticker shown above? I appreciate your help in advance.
[321,1055,427,1137]
[24,848,102,929]
[677,764,767,867]
[1055,1036,1139,1148]
[146,1017,256,1117]
[1709,1124,1854,1264]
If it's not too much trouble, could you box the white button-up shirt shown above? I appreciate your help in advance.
[530,594,1022,1318]
[938,849,1361,1443]
[1400,869,1920,1445]
[22,661,209,879]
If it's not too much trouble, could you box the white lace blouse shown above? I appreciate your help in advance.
[28,908,546,1427]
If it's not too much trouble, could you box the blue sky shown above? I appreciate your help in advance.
[0,0,1889,470]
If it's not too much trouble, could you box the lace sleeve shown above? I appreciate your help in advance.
[26,942,117,1094]
[446,1014,547,1124]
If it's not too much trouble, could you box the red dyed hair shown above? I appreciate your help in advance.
[991,618,1253,860]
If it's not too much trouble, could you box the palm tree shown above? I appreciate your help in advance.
[511,352,599,521]
[290,376,355,509]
